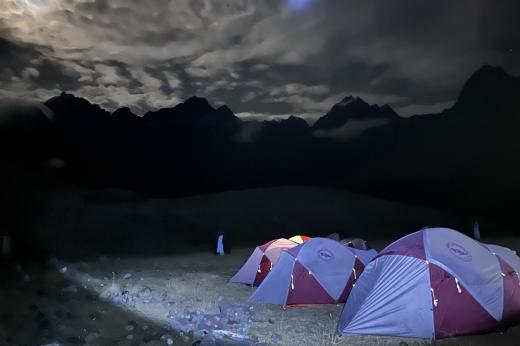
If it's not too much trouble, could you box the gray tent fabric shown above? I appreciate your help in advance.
[340,238,368,250]
[327,233,341,241]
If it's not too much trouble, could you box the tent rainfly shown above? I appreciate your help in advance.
[249,237,377,306]
[230,238,298,286]
[337,227,520,340]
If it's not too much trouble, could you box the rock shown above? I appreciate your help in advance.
[268,318,275,324]
[125,320,137,331]
[271,333,282,343]
[216,317,229,329]
[139,286,152,296]
[89,312,101,321]
[196,318,214,334]
[251,312,264,322]
[123,273,132,280]
[211,330,254,343]
[170,318,193,333]
[160,333,174,345]
[59,266,68,274]
[218,303,249,324]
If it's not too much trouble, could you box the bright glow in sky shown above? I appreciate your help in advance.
[288,0,311,10]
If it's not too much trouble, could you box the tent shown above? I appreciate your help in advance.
[249,237,377,306]
[288,235,312,244]
[230,238,297,286]
[340,238,368,250]
[327,233,341,241]
[481,242,520,328]
[337,227,520,340]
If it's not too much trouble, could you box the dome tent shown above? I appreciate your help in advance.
[337,227,520,340]
[481,242,520,328]
[249,237,377,306]
[340,237,368,250]
[288,235,311,244]
[230,238,297,286]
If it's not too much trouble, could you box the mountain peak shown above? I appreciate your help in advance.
[313,96,398,130]
[184,95,211,107]
[216,104,240,122]
[453,64,518,113]
[112,107,139,121]
[338,95,364,106]
[175,95,215,115]
[217,104,232,113]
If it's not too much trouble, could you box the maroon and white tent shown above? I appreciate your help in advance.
[230,238,298,286]
[338,228,520,339]
[249,237,377,306]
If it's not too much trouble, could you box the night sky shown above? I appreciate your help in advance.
[0,0,519,121]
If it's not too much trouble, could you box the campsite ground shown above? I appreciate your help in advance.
[1,238,519,346]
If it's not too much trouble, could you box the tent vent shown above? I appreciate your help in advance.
[430,287,438,307]
[454,277,462,294]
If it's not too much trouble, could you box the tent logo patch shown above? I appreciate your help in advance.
[447,242,472,262]
[318,249,334,261]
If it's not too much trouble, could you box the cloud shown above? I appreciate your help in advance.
[0,0,518,120]
[314,118,393,142]
[21,67,39,79]
[395,101,455,117]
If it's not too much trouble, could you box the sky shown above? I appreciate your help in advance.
[0,0,519,121]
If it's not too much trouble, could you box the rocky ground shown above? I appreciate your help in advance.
[1,239,520,346]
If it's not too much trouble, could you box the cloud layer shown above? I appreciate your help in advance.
[0,0,519,118]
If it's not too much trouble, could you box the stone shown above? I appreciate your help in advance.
[271,333,282,343]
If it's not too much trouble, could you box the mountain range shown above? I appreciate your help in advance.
[2,65,519,229]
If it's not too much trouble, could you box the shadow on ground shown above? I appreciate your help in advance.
[0,259,250,346]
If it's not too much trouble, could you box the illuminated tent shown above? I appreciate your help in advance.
[337,227,520,340]
[289,235,312,244]
[249,237,377,306]
[230,238,298,286]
